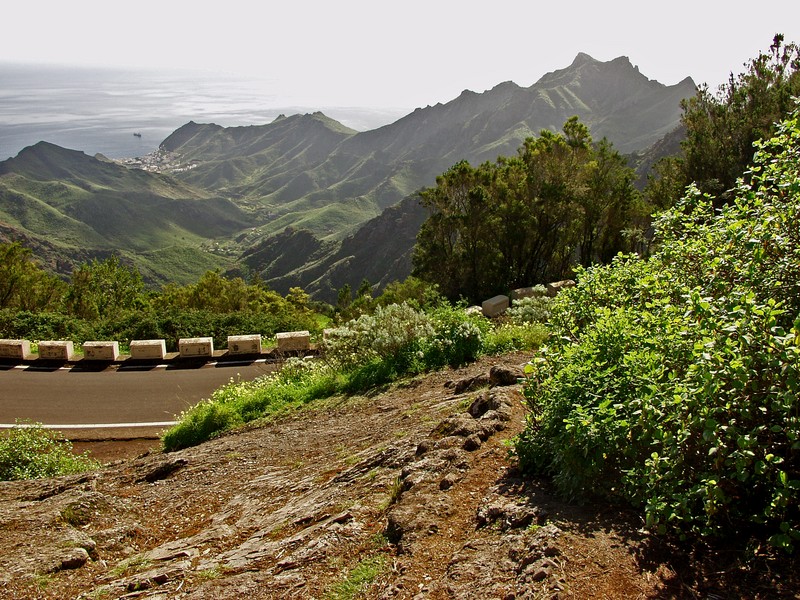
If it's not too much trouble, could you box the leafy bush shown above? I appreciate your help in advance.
[484,322,549,354]
[419,303,488,369]
[0,422,100,481]
[516,110,800,551]
[323,301,488,374]
[0,310,95,346]
[322,303,434,371]
[507,289,553,325]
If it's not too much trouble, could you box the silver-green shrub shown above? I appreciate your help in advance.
[508,290,553,325]
[321,302,434,369]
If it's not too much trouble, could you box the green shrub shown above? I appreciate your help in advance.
[0,310,94,346]
[507,291,553,325]
[484,322,549,354]
[516,111,800,551]
[420,303,488,368]
[322,302,434,371]
[326,554,387,600]
[0,422,100,481]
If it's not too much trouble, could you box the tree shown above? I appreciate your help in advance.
[65,255,145,320]
[579,138,637,265]
[0,242,65,312]
[414,160,496,300]
[336,284,352,312]
[647,34,800,207]
[413,118,637,302]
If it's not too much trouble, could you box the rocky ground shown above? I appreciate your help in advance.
[0,352,796,599]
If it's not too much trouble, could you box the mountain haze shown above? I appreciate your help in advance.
[0,53,696,297]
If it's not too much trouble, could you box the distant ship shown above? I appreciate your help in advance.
[133,132,142,138]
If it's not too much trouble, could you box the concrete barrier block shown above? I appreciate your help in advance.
[0,339,33,360]
[276,331,311,352]
[546,279,576,297]
[129,339,167,360]
[227,334,262,355]
[481,295,509,318]
[82,341,120,361]
[511,286,547,301]
[38,340,75,361]
[179,337,214,358]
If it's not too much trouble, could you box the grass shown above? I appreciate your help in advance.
[378,476,404,512]
[110,554,151,578]
[61,502,93,527]
[325,555,387,600]
[483,322,548,355]
[161,313,548,452]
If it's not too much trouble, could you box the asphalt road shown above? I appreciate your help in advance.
[0,360,278,439]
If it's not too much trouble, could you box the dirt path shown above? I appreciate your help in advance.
[0,353,795,599]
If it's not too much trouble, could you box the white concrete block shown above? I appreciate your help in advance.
[481,295,509,318]
[179,336,214,358]
[0,339,33,360]
[38,340,75,361]
[511,286,547,301]
[227,334,262,355]
[276,330,310,352]
[82,341,120,361]
[129,339,167,360]
[546,279,576,297]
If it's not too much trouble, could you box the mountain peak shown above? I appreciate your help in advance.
[571,52,597,67]
[7,140,88,166]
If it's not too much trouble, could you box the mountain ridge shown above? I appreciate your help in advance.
[0,52,695,296]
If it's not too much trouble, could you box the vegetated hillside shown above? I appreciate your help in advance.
[250,194,429,301]
[0,353,791,599]
[0,142,254,283]
[166,53,694,246]
[211,54,694,299]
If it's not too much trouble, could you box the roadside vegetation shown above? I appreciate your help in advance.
[516,101,800,551]
[0,421,100,481]
[0,251,321,352]
[162,298,550,451]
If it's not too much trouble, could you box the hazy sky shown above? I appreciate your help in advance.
[4,0,800,109]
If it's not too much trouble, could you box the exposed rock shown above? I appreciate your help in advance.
[545,279,576,297]
[136,458,188,483]
[489,364,525,387]
[462,434,482,451]
[452,374,490,394]
[59,547,89,570]
[476,500,546,531]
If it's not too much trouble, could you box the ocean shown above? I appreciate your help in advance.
[0,64,408,161]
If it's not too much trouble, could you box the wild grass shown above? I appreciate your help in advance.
[162,302,547,452]
[325,554,387,600]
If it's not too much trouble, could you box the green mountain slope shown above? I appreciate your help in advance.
[251,194,429,302]
[165,53,694,247]
[0,143,253,283]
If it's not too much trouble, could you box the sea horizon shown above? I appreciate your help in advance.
[0,63,409,161]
